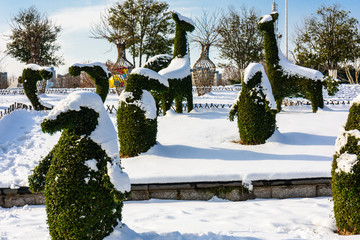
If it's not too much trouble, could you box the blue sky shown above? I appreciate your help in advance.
[0,0,359,77]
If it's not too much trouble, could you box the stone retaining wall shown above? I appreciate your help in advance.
[0,178,332,208]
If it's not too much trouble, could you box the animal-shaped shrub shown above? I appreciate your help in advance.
[229,63,277,145]
[158,12,195,113]
[258,12,324,113]
[28,91,130,240]
[22,64,53,110]
[69,62,111,102]
[332,95,360,235]
[118,68,168,157]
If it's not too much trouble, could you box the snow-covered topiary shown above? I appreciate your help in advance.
[332,94,360,234]
[143,54,172,72]
[28,91,130,239]
[22,64,53,110]
[258,12,324,113]
[69,62,111,102]
[229,63,277,145]
[118,68,168,157]
[157,12,195,113]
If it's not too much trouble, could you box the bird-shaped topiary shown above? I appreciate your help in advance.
[229,63,277,145]
[29,91,130,240]
[69,62,111,102]
[22,64,53,110]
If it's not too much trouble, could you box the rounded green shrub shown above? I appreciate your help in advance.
[69,62,111,102]
[332,97,360,235]
[22,64,53,111]
[29,91,129,239]
[258,12,324,113]
[229,63,277,145]
[118,70,168,157]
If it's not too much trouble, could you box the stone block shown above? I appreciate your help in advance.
[150,190,178,199]
[253,187,272,198]
[179,189,214,201]
[272,185,316,199]
[317,185,332,197]
[129,190,149,201]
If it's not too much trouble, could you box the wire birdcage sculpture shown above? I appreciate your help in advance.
[192,44,216,96]
[110,49,134,96]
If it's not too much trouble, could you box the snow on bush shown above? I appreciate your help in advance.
[332,96,360,234]
[229,63,277,145]
[28,91,130,239]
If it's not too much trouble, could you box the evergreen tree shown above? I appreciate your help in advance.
[6,6,63,66]
[293,4,360,78]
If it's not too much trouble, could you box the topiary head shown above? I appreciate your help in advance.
[41,92,105,136]
[258,12,278,33]
[172,12,195,33]
[68,65,82,77]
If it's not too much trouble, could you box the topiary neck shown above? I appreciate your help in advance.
[173,25,188,58]
[262,24,280,69]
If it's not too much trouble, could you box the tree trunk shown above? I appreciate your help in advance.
[328,69,338,80]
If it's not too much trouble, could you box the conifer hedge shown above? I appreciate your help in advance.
[69,64,111,102]
[29,102,126,239]
[22,67,53,110]
[229,65,276,145]
[332,98,360,235]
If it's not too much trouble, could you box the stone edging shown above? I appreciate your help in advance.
[0,178,332,208]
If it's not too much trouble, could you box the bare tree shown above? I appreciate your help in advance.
[191,9,220,95]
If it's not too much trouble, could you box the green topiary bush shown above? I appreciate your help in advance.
[229,63,277,145]
[258,12,324,113]
[158,12,195,113]
[69,62,111,102]
[22,64,53,111]
[332,96,360,235]
[29,91,130,239]
[118,69,168,157]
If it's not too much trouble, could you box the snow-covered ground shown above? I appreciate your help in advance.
[1,85,360,239]
[1,197,360,239]
[0,85,358,187]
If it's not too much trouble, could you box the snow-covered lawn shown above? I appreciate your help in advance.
[1,197,360,239]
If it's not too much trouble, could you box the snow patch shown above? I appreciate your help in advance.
[278,48,324,81]
[175,12,195,26]
[335,126,360,154]
[259,14,273,23]
[85,159,98,171]
[144,54,172,66]
[72,62,110,76]
[24,64,52,73]
[119,90,157,119]
[335,152,358,174]
[159,55,191,79]
[107,161,131,193]
[242,63,276,110]
[131,67,169,87]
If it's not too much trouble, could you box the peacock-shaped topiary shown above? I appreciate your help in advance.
[229,63,277,145]
[258,12,324,113]
[69,62,111,102]
[29,91,130,240]
[332,95,360,235]
[118,68,169,157]
[22,64,54,111]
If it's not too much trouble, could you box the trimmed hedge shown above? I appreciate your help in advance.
[29,106,126,239]
[118,73,167,157]
[22,67,53,111]
[69,65,110,102]
[229,70,276,145]
[332,100,360,235]
[258,12,324,113]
